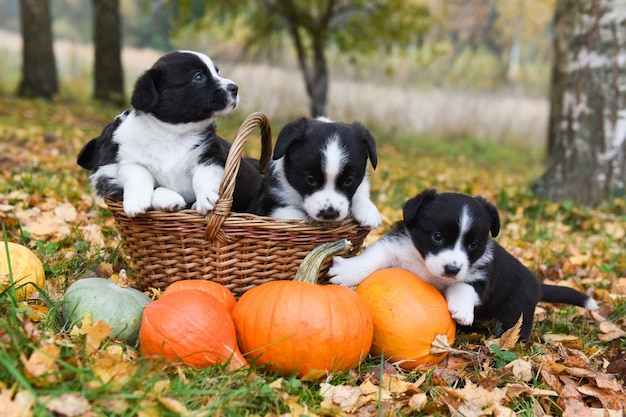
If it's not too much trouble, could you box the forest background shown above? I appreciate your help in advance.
[0,0,554,148]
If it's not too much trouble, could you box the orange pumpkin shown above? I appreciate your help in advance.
[232,240,373,377]
[138,289,248,369]
[355,268,456,369]
[163,280,236,313]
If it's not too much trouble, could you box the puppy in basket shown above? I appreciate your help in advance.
[253,116,381,229]
[77,50,261,217]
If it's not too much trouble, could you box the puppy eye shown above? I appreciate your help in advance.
[305,176,317,187]
[468,241,478,250]
[193,72,206,82]
[432,232,443,242]
[343,176,354,187]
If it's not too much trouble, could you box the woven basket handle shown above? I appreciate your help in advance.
[205,112,272,240]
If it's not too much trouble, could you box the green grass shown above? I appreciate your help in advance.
[1,95,625,416]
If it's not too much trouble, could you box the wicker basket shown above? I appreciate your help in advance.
[106,112,370,297]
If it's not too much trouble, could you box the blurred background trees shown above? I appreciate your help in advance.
[17,0,58,99]
[184,0,432,117]
[533,0,626,206]
[92,0,124,105]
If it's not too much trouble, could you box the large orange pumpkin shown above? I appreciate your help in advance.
[163,280,236,313]
[355,268,456,369]
[232,240,373,377]
[138,289,248,369]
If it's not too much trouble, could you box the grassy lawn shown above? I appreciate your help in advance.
[0,95,624,416]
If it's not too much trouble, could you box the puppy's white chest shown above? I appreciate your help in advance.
[115,120,203,201]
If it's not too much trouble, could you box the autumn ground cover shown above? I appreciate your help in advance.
[0,95,625,416]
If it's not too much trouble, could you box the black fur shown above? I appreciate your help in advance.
[76,51,260,214]
[329,189,597,341]
[254,117,378,222]
[401,189,597,340]
[130,52,238,124]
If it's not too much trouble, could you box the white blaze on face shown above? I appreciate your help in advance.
[424,205,473,281]
[181,50,239,111]
[303,136,351,221]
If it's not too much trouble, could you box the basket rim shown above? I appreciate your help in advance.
[105,198,368,232]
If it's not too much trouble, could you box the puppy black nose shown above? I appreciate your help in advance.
[318,207,340,220]
[444,264,461,277]
[227,83,238,97]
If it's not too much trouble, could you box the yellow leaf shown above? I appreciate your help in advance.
[381,373,409,395]
[329,385,362,411]
[151,380,171,396]
[542,333,582,350]
[70,313,93,337]
[610,278,626,295]
[86,320,112,353]
[504,359,533,382]
[157,396,188,415]
[498,314,523,350]
[43,393,90,417]
[268,378,283,389]
[0,385,34,417]
[21,344,61,388]
[91,352,138,390]
[569,255,589,266]
[408,392,428,411]
[137,399,161,417]
[287,401,319,417]
[300,369,327,382]
[358,379,378,396]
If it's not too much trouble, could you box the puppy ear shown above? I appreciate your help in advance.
[273,117,308,159]
[477,197,501,237]
[352,122,378,169]
[77,139,97,170]
[403,189,437,223]
[130,68,160,112]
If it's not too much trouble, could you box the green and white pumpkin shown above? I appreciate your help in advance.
[63,275,151,344]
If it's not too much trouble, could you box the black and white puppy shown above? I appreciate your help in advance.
[253,117,381,228]
[77,50,261,217]
[329,189,598,340]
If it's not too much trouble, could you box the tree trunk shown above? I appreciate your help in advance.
[309,43,329,117]
[17,0,58,99]
[93,0,125,104]
[533,0,626,206]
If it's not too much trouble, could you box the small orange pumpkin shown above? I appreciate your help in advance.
[355,268,456,369]
[138,289,248,369]
[163,280,236,313]
[232,240,373,377]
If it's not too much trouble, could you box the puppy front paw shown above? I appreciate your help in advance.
[328,256,367,287]
[152,187,186,212]
[447,302,475,326]
[193,189,220,215]
[123,191,153,217]
[351,200,382,229]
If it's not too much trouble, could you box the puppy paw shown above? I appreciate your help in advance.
[193,190,220,215]
[271,206,309,221]
[447,303,475,326]
[152,187,186,212]
[123,192,152,217]
[351,200,382,229]
[328,256,367,287]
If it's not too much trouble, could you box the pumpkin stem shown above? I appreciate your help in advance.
[117,269,129,288]
[294,239,353,284]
